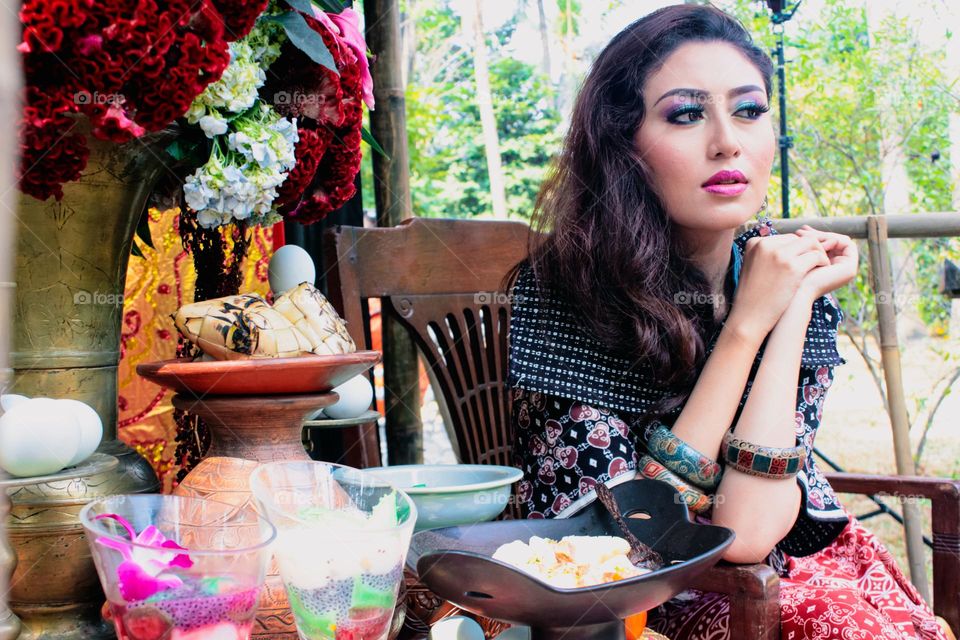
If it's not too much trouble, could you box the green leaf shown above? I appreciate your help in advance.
[361,126,389,159]
[136,209,155,249]
[166,140,185,161]
[284,0,314,13]
[275,12,338,74]
[314,0,345,13]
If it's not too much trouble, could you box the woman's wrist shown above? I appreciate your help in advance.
[722,310,770,348]
[793,284,821,310]
[782,287,818,323]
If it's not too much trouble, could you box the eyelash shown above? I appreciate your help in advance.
[666,102,771,124]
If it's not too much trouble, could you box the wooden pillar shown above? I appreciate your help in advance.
[866,215,930,602]
[365,0,423,464]
[0,1,20,637]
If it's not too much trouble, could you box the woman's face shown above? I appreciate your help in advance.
[635,41,775,234]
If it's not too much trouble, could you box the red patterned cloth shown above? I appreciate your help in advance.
[647,514,946,640]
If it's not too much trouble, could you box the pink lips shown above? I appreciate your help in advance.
[702,170,748,196]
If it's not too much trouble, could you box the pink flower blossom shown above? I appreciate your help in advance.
[94,513,193,602]
[312,7,374,110]
[327,9,374,110]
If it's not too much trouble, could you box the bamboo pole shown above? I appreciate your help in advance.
[864,216,930,601]
[364,0,423,464]
[767,213,944,601]
[0,0,20,636]
[773,212,960,239]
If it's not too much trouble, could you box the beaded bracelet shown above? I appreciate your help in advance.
[638,455,713,515]
[720,431,806,479]
[646,424,722,492]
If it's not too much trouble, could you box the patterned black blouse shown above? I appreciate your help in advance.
[507,220,851,569]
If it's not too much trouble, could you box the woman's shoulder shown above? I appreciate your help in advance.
[507,261,671,415]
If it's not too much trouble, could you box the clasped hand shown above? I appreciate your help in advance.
[729,225,858,336]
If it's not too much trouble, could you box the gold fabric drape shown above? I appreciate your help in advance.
[117,207,274,491]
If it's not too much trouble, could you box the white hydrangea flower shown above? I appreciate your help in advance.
[180,23,300,230]
[197,209,223,228]
[184,101,206,125]
[183,124,296,228]
[227,108,298,173]
[199,114,229,137]
[187,40,266,124]
[246,21,286,70]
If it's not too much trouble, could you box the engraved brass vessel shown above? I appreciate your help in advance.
[4,122,166,638]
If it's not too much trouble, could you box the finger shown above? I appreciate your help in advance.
[815,231,852,247]
[796,247,830,271]
[817,237,841,253]
[820,234,856,260]
[796,235,829,256]
[798,241,830,263]
[796,228,835,248]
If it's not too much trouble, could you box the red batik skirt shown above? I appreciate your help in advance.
[647,514,947,640]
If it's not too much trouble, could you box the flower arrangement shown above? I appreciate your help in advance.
[17,0,374,227]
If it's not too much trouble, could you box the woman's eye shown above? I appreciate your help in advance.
[735,102,771,119]
[667,106,704,124]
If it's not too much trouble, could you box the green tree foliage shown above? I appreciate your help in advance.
[368,0,562,220]
[723,0,956,332]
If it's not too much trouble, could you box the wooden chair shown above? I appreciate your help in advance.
[324,217,960,639]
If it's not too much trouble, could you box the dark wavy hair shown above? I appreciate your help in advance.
[505,4,774,419]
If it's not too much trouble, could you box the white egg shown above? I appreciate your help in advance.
[269,245,316,296]
[323,374,374,420]
[57,399,103,466]
[0,398,81,477]
[429,616,485,640]
[1,394,29,411]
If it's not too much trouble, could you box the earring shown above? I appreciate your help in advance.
[757,196,770,222]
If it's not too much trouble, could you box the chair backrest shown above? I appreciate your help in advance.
[325,217,542,470]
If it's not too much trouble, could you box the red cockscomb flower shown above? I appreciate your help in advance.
[17,0,235,200]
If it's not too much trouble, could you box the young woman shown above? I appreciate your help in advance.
[506,5,947,639]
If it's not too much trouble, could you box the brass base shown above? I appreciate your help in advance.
[98,439,161,494]
[10,604,114,640]
[6,452,156,640]
[0,487,18,640]
[0,610,20,640]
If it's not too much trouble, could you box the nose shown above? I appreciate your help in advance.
[708,115,742,159]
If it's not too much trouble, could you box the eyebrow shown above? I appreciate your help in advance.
[653,85,766,107]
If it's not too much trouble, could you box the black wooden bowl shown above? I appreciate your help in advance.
[408,478,734,640]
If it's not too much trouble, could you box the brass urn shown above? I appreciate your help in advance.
[5,121,165,638]
[3,455,124,640]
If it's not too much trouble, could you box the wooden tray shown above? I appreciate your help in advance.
[137,351,381,396]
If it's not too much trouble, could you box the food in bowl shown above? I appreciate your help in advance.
[492,535,649,589]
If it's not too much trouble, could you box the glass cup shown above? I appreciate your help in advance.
[250,461,418,640]
[80,494,276,640]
